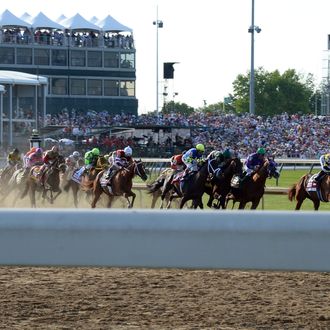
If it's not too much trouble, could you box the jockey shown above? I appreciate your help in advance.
[22,147,43,177]
[170,153,185,171]
[85,147,100,170]
[206,148,232,176]
[314,153,330,186]
[38,146,60,182]
[182,143,205,176]
[241,147,266,182]
[65,151,81,170]
[23,147,37,168]
[1,148,22,178]
[105,146,133,182]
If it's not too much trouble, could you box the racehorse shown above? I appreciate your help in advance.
[0,163,22,195]
[226,157,280,210]
[206,157,243,209]
[288,173,330,210]
[63,155,108,208]
[91,159,148,208]
[166,157,221,209]
[20,155,66,208]
[146,168,175,208]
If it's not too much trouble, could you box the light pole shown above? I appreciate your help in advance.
[153,7,163,122]
[248,0,261,115]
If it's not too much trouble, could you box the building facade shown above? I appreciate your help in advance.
[0,11,137,116]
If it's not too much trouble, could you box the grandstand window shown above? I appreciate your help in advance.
[120,80,135,97]
[87,79,102,95]
[70,79,86,95]
[17,48,32,65]
[51,49,67,66]
[104,51,119,68]
[0,47,14,64]
[87,51,102,67]
[71,50,86,67]
[104,80,119,96]
[51,78,67,95]
[120,52,135,69]
[34,48,50,66]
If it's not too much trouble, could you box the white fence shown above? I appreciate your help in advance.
[0,209,329,272]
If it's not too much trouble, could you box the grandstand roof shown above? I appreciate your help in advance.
[0,71,48,86]
[27,11,65,30]
[0,10,132,33]
[0,9,29,28]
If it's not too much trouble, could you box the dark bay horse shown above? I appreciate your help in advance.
[226,158,280,210]
[21,155,66,207]
[288,173,330,210]
[63,156,108,208]
[167,158,221,209]
[206,157,243,209]
[91,159,148,208]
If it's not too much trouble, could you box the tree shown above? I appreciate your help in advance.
[161,101,195,116]
[232,68,315,115]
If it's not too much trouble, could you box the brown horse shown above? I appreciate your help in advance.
[20,155,66,208]
[288,173,330,210]
[226,157,280,210]
[63,156,108,208]
[91,160,148,208]
[207,157,243,209]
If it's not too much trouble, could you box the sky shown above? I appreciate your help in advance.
[3,0,330,114]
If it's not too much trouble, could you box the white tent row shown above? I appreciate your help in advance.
[0,9,132,32]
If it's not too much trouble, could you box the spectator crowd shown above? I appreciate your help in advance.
[42,110,329,159]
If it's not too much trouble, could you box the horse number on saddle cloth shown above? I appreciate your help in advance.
[306,174,318,192]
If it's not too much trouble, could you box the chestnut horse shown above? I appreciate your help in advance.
[226,157,280,210]
[288,173,330,210]
[91,159,148,208]
[20,155,66,208]
[63,156,108,208]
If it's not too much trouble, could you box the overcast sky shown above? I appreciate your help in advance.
[4,0,330,114]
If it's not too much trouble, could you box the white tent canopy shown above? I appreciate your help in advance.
[0,71,47,86]
[27,11,65,30]
[0,9,30,28]
[20,12,32,22]
[56,14,67,23]
[61,13,100,31]
[97,15,132,32]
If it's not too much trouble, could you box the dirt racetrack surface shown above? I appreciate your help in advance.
[0,266,330,329]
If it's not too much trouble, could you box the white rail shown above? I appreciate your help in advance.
[0,209,329,272]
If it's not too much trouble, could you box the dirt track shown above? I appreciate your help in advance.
[1,267,330,329]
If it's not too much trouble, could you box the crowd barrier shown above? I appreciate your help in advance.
[0,209,329,272]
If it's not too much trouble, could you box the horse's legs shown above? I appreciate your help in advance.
[238,201,246,209]
[91,187,102,208]
[106,196,114,208]
[250,199,260,209]
[124,192,136,208]
[180,196,190,209]
[313,199,320,211]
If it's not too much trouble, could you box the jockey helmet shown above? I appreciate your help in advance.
[73,151,80,158]
[124,146,133,156]
[257,147,266,155]
[13,148,19,154]
[196,144,205,152]
[36,148,43,154]
[325,153,330,164]
[92,148,100,156]
[223,148,232,159]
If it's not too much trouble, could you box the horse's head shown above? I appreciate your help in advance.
[266,157,280,179]
[134,160,148,181]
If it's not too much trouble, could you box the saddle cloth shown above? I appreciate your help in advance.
[306,174,318,192]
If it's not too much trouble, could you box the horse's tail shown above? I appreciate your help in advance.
[288,184,297,201]
[146,178,165,194]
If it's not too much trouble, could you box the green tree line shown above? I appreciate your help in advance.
[160,68,322,116]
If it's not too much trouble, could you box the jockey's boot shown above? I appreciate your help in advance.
[106,170,116,185]
[314,171,325,188]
